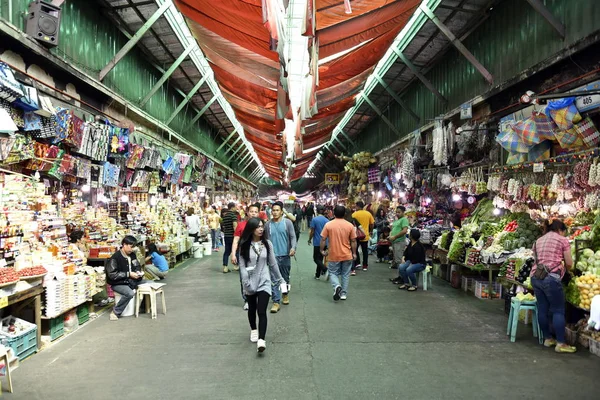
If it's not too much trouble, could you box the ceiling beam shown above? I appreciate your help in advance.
[140,43,195,107]
[525,0,565,39]
[165,75,208,125]
[361,93,402,137]
[334,135,349,150]
[373,75,421,123]
[223,136,242,155]
[227,142,246,163]
[392,48,447,104]
[420,3,493,84]
[112,0,154,10]
[437,5,478,14]
[215,128,239,153]
[99,1,171,81]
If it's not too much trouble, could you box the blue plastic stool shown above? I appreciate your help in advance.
[418,267,433,291]
[506,298,543,344]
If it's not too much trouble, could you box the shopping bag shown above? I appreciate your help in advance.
[496,125,531,153]
[555,128,585,149]
[531,110,557,141]
[506,152,527,165]
[527,140,552,162]
[574,117,600,147]
[513,118,541,145]
[545,98,582,130]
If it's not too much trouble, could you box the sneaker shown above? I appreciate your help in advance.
[324,270,330,281]
[407,286,417,292]
[107,297,115,304]
[223,266,230,273]
[109,311,119,321]
[398,284,409,290]
[257,339,266,353]
[389,278,402,284]
[282,294,290,305]
[355,264,362,270]
[215,248,220,252]
[233,265,239,271]
[243,302,249,311]
[314,276,320,280]
[351,270,356,276]
[250,330,258,343]
[270,303,280,313]
[555,344,577,353]
[340,294,347,300]
[543,338,557,348]
[362,266,368,271]
[333,285,342,301]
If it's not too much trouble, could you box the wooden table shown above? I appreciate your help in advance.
[2,285,43,349]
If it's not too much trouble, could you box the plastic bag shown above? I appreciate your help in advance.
[64,310,79,332]
[545,97,582,130]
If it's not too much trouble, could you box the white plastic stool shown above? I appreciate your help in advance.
[419,267,433,291]
[135,285,166,319]
[0,346,15,393]
[114,291,136,317]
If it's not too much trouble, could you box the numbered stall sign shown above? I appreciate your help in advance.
[575,80,600,112]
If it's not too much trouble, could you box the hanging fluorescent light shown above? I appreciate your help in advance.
[121,194,129,203]
[395,172,401,180]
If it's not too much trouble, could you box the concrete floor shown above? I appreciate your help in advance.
[7,242,600,399]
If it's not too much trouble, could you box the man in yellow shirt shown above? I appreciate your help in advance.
[352,201,374,271]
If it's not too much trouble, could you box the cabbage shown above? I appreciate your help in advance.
[583,248,595,258]
[577,261,588,271]
[595,250,600,258]
[594,260,600,269]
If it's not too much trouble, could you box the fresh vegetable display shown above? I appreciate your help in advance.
[439,231,451,250]
[576,248,600,274]
[570,226,591,240]
[504,220,518,232]
[565,279,581,306]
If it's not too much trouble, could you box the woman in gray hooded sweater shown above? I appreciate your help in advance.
[239,217,285,353]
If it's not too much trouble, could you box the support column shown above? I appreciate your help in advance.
[223,137,242,155]
[392,48,447,104]
[99,1,171,81]
[420,4,493,84]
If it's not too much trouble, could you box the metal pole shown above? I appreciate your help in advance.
[525,0,565,39]
[361,93,402,137]
[215,128,239,153]
[223,137,242,155]
[165,75,208,125]
[374,75,421,123]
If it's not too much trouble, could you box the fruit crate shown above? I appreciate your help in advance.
[474,281,503,299]
[77,304,90,325]
[461,276,474,292]
[565,327,578,347]
[0,317,38,360]
[589,338,600,357]
[578,333,591,349]
[49,316,64,341]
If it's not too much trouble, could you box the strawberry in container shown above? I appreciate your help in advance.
[0,267,20,286]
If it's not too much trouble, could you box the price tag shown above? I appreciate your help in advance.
[0,297,7,309]
[533,163,544,173]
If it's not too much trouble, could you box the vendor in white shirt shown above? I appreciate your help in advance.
[186,207,201,242]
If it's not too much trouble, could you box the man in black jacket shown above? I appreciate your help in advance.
[107,236,144,320]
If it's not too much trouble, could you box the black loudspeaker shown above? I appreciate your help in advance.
[25,1,61,48]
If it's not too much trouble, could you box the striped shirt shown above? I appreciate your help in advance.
[221,210,238,238]
[531,232,570,278]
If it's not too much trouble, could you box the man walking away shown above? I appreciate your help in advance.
[389,206,409,270]
[352,201,374,271]
[320,205,357,301]
[221,202,239,273]
[305,202,315,231]
[308,205,329,280]
[264,201,297,313]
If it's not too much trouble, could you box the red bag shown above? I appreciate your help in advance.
[574,117,600,147]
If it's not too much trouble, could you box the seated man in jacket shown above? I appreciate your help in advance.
[107,235,145,320]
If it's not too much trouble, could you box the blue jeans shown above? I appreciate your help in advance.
[210,229,217,248]
[112,284,134,316]
[398,261,425,286]
[271,255,291,304]
[531,276,566,343]
[222,237,234,266]
[328,260,353,296]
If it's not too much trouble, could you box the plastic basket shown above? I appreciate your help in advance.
[50,316,64,341]
[578,333,591,349]
[589,338,600,357]
[77,304,90,325]
[0,317,38,359]
[474,281,503,299]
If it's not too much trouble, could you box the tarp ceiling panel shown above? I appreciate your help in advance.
[176,1,277,61]
[211,64,278,109]
[316,0,405,30]
[317,1,420,58]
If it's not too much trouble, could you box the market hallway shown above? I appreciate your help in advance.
[8,244,600,400]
